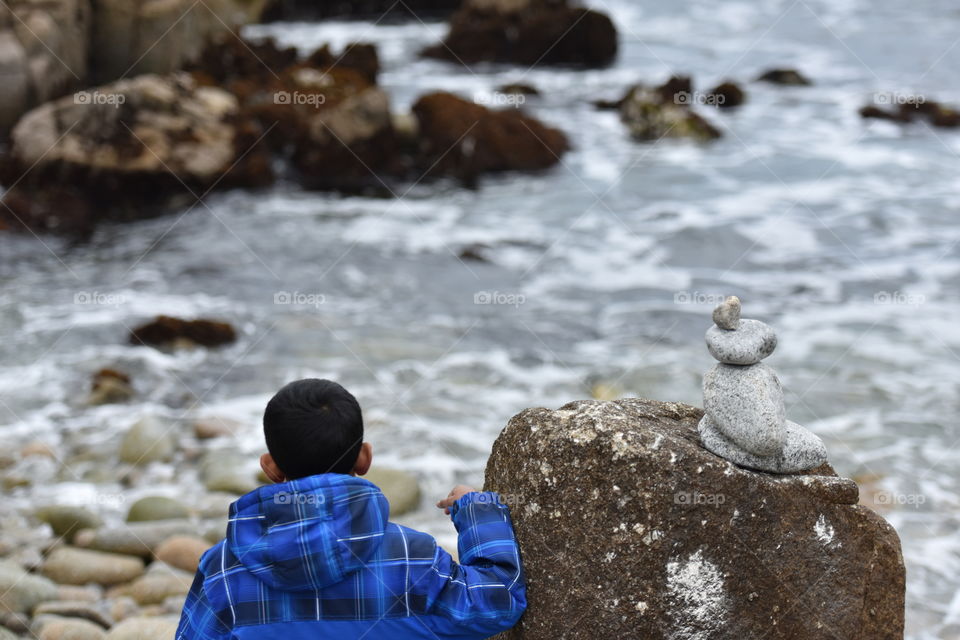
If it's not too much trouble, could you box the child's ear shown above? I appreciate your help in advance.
[260,453,286,484]
[352,442,373,476]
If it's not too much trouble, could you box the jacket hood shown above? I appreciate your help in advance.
[226,473,389,591]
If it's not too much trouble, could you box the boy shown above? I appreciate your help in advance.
[176,378,526,639]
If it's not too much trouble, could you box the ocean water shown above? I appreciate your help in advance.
[1,0,959,636]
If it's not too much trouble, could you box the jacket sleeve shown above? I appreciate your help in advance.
[423,491,527,638]
[175,566,229,640]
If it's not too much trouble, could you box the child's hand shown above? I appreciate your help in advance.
[436,484,477,515]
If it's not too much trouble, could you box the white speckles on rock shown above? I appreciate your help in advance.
[665,550,728,639]
[815,514,836,545]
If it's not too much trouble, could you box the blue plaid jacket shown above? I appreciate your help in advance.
[176,473,525,639]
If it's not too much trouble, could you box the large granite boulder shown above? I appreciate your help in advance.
[0,0,92,134]
[88,0,270,84]
[484,398,905,639]
[422,0,617,68]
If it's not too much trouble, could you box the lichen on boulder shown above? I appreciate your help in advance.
[484,397,905,639]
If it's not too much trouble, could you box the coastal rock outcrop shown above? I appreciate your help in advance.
[411,92,568,182]
[485,398,905,639]
[422,0,618,68]
[1,73,242,233]
[616,77,722,142]
[0,0,91,134]
[859,96,960,129]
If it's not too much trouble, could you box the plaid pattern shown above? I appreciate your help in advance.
[176,474,525,640]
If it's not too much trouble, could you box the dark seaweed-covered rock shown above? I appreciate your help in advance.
[129,316,237,349]
[860,96,960,128]
[485,398,906,639]
[261,0,461,21]
[422,0,617,68]
[411,91,568,183]
[706,81,746,108]
[756,68,811,86]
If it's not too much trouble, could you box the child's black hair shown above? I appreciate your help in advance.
[263,378,363,479]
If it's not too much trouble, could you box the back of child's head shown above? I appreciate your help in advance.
[263,378,363,479]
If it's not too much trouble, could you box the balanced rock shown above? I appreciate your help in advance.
[706,319,776,365]
[711,295,741,330]
[702,363,786,456]
[699,298,827,473]
[43,548,144,587]
[484,398,905,639]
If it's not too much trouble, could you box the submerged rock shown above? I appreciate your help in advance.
[129,316,237,349]
[484,398,905,639]
[422,0,617,68]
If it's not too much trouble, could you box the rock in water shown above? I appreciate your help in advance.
[411,92,569,182]
[617,80,722,143]
[484,398,905,639]
[422,0,618,68]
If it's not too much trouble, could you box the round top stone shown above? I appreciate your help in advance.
[712,296,741,330]
[706,319,777,365]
